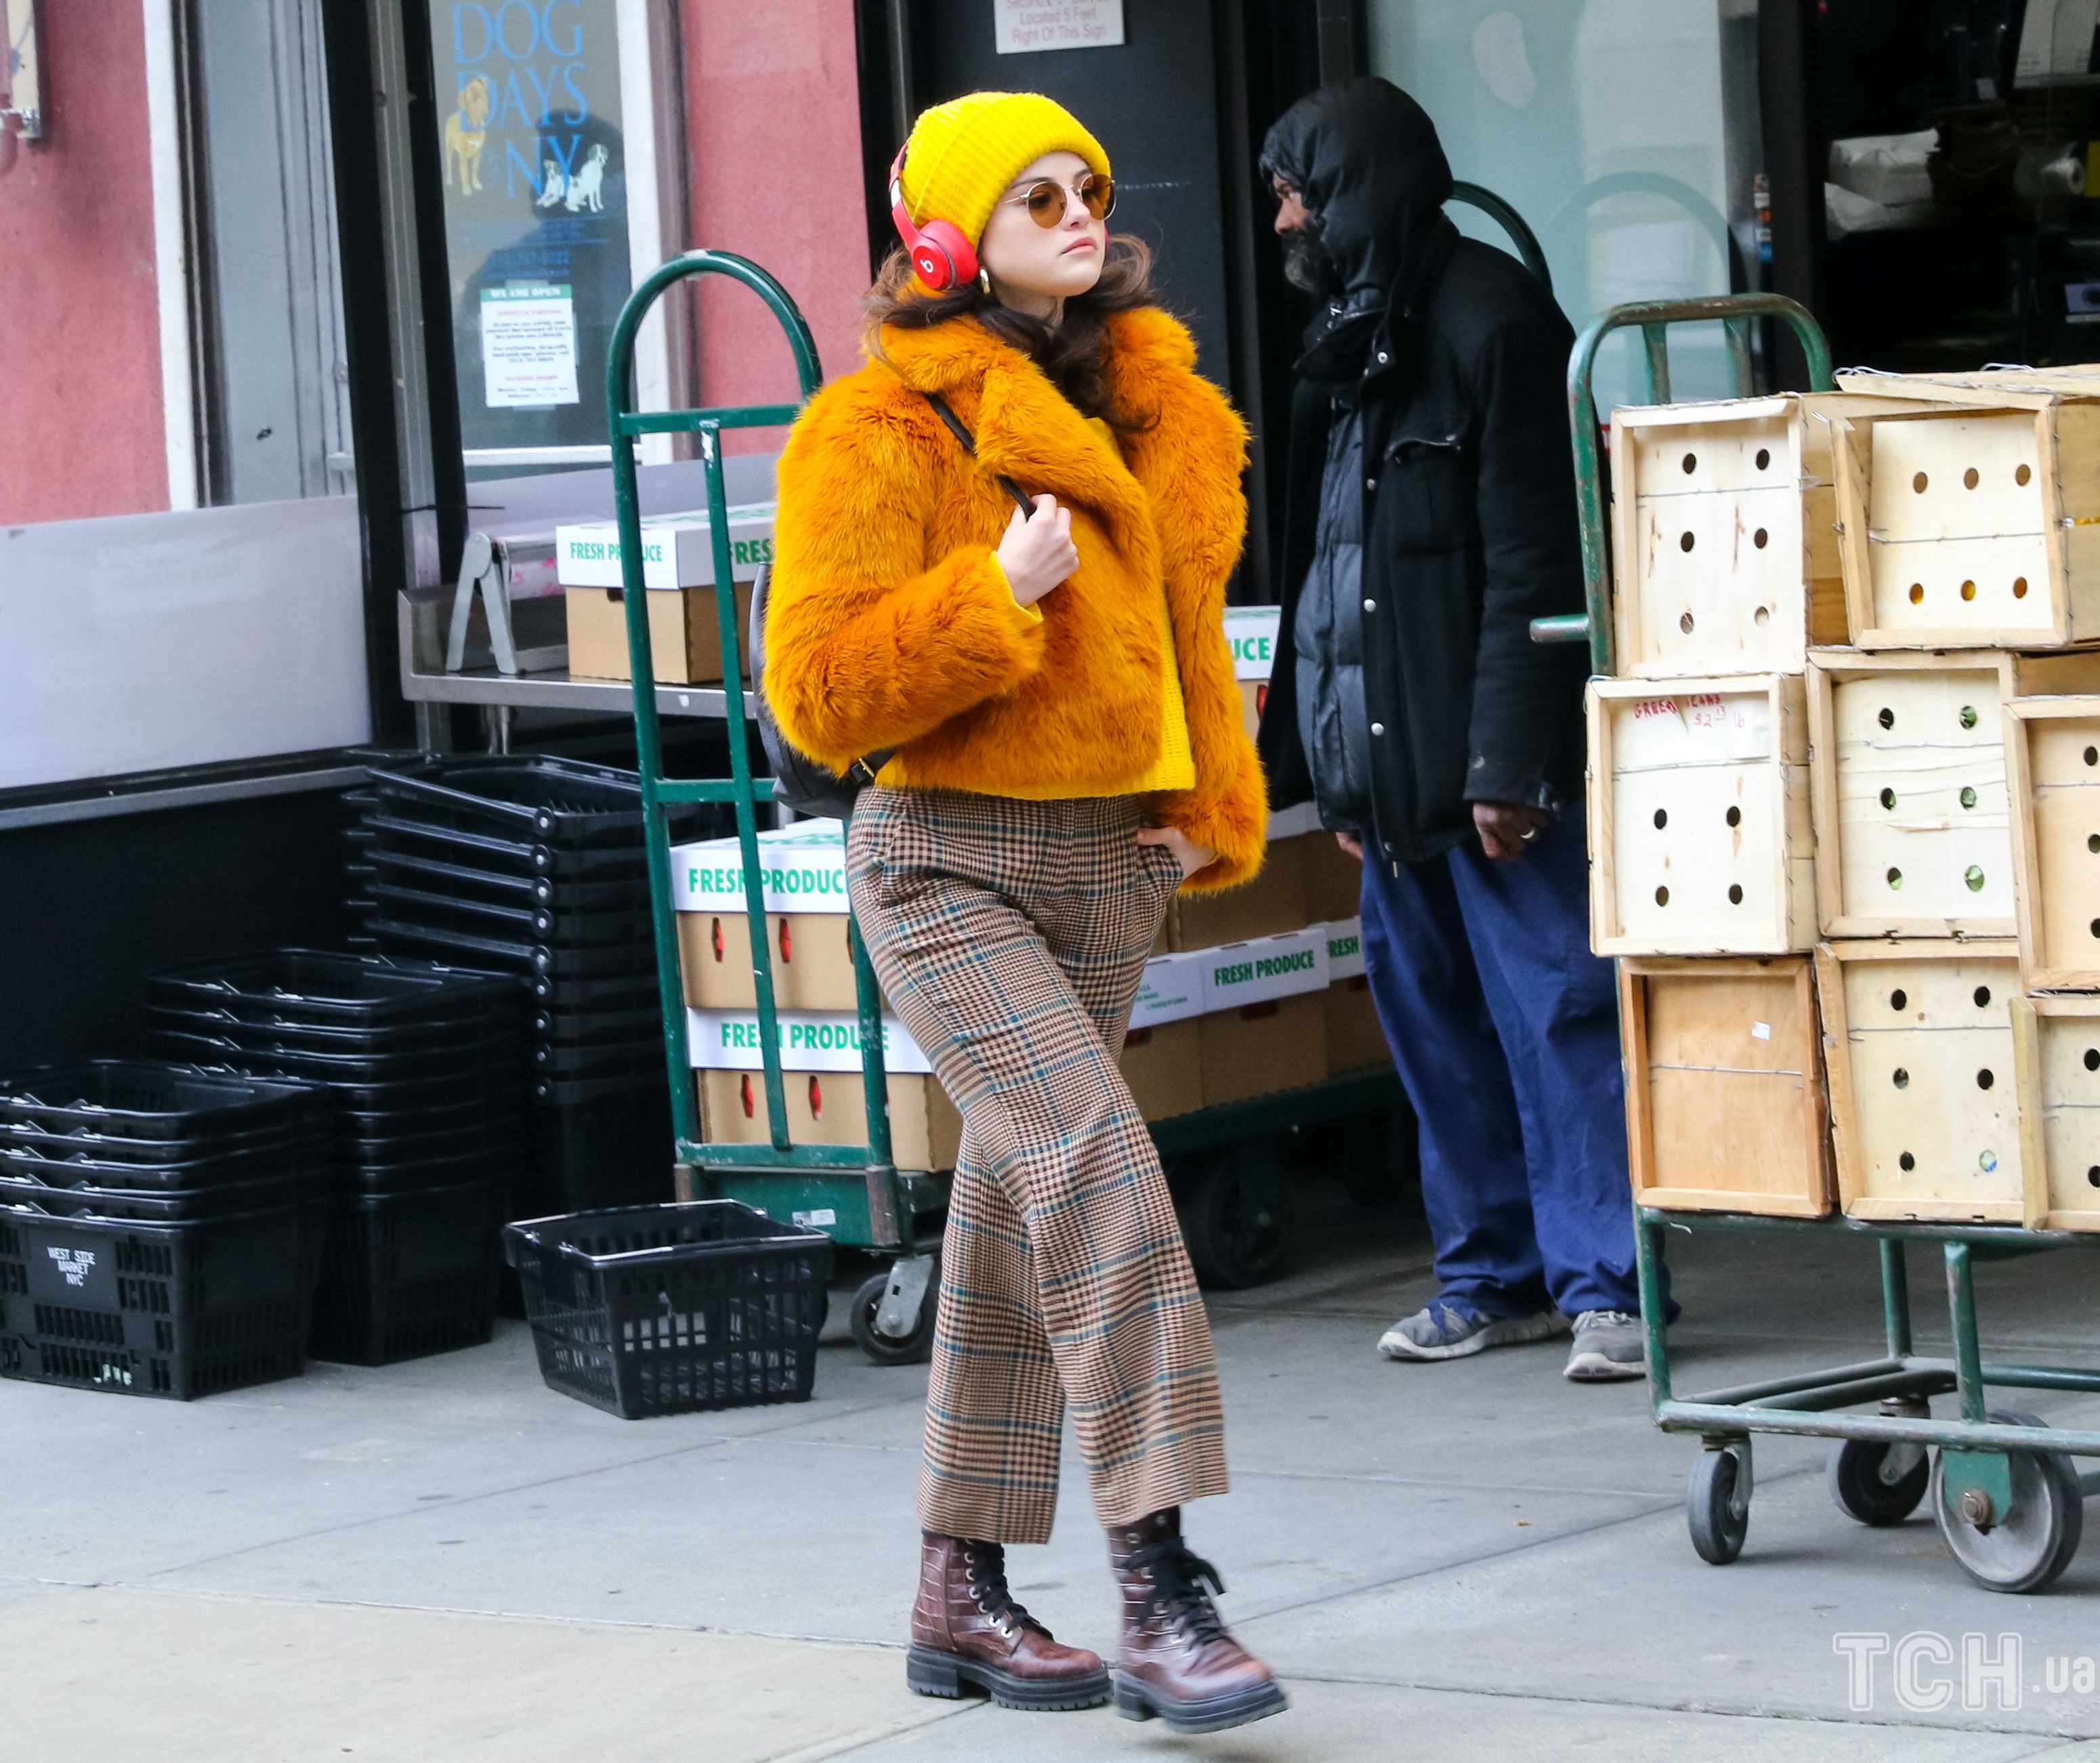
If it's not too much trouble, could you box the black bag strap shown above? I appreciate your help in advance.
[923,391,1036,516]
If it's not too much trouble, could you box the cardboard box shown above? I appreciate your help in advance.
[1169,835,1310,950]
[671,820,852,914]
[698,1068,961,1174]
[1227,605,1280,746]
[687,1006,932,1076]
[1199,992,1329,1106]
[1120,1018,1204,1120]
[1303,832,1363,923]
[1324,975,1390,1073]
[566,581,753,685]
[1237,679,1267,745]
[1198,925,1331,1013]
[679,908,865,1013]
[555,503,777,589]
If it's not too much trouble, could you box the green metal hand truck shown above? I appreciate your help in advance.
[1537,293,2100,1593]
[605,251,947,1365]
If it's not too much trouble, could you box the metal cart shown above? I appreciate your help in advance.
[1538,292,2100,1593]
[603,253,1408,1363]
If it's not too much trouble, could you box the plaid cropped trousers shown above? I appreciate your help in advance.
[845,786,1230,1544]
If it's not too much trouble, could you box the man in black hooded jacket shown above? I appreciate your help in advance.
[1258,78,1650,1382]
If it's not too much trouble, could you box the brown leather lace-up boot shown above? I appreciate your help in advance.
[906,1532,1112,1711]
[1106,1509,1288,1733]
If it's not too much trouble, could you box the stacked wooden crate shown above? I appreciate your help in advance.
[1592,368,2100,1227]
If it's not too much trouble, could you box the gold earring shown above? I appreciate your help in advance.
[978,265,992,296]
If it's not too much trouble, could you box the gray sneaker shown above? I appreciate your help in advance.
[1564,1310,1647,1382]
[1379,1298,1570,1361]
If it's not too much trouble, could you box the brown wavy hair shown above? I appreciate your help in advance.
[862,234,1161,434]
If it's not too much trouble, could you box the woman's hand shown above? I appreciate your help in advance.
[1138,826,1216,880]
[997,494,1078,607]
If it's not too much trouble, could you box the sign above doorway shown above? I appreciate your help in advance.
[993,0,1125,55]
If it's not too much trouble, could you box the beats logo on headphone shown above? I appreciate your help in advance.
[890,144,979,293]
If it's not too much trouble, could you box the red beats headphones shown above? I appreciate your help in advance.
[890,143,980,292]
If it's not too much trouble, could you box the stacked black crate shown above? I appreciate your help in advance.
[359,756,706,1220]
[0,1061,327,1398]
[144,952,521,1364]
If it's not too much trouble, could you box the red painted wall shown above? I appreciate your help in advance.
[680,0,868,447]
[0,3,168,524]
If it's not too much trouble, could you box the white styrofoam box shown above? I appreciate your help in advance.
[1587,675,1814,955]
[1225,606,1280,682]
[1198,925,1331,1014]
[555,503,776,589]
[671,820,850,914]
[687,1007,933,1075]
[1130,950,1209,1029]
[1319,918,1365,980]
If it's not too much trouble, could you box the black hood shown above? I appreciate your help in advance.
[1261,77,1456,318]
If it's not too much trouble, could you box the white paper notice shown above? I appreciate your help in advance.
[480,284,580,408]
[994,0,1124,54]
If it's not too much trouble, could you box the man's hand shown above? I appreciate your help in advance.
[1473,801,1551,862]
[1335,831,1363,861]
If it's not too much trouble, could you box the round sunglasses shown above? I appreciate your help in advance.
[1002,171,1117,228]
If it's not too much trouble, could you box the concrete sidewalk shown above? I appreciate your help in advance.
[7,1181,2100,1761]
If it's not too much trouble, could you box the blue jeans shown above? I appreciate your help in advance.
[1358,803,1648,1319]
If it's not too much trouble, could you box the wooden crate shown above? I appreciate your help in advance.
[2012,994,2100,1232]
[2006,696,2100,989]
[1828,366,2100,647]
[1587,675,1813,955]
[1608,392,1925,677]
[1805,649,2100,937]
[1618,956,1832,1216]
[1818,939,2025,1223]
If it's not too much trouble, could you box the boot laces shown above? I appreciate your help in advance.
[963,1542,1040,1640]
[1125,1538,1228,1646]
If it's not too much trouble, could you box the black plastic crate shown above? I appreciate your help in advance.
[367,755,702,851]
[369,878,658,948]
[0,1061,317,1143]
[0,1171,308,1222]
[364,809,653,883]
[0,1112,301,1168]
[368,846,655,914]
[519,1080,671,1217]
[308,1178,500,1365]
[371,916,659,980]
[146,1018,501,1084]
[505,1201,832,1418]
[0,1203,313,1399]
[0,1134,312,1192]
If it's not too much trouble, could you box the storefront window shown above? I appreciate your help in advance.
[1368,0,1758,415]
[427,0,640,465]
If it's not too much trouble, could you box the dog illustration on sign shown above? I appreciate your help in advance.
[564,142,610,213]
[444,76,490,192]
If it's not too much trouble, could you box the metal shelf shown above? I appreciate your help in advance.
[396,587,749,720]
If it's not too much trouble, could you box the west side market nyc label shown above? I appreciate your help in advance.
[1200,925,1330,1013]
[687,1008,934,1075]
[556,503,778,590]
[670,822,851,914]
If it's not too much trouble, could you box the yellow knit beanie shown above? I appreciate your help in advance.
[898,91,1111,253]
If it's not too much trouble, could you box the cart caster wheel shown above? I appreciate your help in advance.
[1932,1409,2083,1594]
[1175,1143,1295,1290]
[1687,1440,1752,1565]
[1829,1438,1930,1527]
[849,1255,938,1367]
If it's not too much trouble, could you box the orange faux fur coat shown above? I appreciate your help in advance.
[765,306,1267,893]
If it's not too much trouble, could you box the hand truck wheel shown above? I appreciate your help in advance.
[1173,1142,1295,1290]
[1828,1438,1930,1527]
[1931,1409,2084,1594]
[1687,1439,1752,1565]
[850,1252,939,1367]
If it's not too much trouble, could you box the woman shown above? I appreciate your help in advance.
[765,92,1283,1736]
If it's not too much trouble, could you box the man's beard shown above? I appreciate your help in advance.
[1282,228,1343,297]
